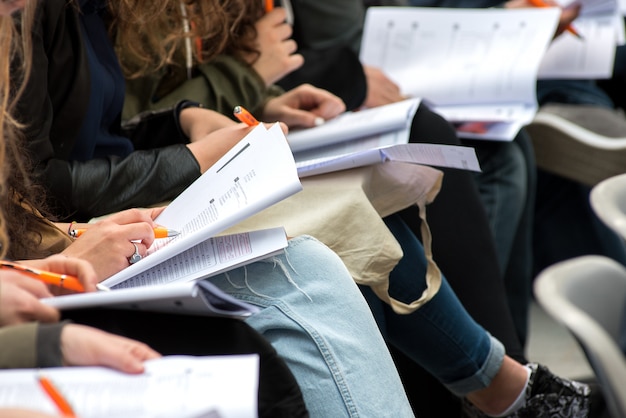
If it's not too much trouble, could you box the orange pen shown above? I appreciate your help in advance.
[233,106,260,127]
[70,226,179,239]
[38,375,77,418]
[265,0,273,13]
[527,0,583,39]
[0,261,85,293]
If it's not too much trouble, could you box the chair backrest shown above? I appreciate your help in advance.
[534,255,626,418]
[590,173,626,240]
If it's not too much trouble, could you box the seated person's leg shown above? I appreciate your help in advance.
[466,131,536,346]
[403,104,525,361]
[368,214,503,393]
[364,214,595,417]
[207,235,414,418]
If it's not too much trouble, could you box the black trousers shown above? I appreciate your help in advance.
[63,309,309,418]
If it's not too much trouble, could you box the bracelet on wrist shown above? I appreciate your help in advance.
[67,221,77,238]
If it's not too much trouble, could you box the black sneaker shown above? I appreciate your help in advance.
[461,363,596,418]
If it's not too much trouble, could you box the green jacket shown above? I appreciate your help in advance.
[0,322,65,369]
[123,55,284,122]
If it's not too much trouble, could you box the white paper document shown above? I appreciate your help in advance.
[295,135,481,177]
[43,263,273,318]
[115,227,287,289]
[101,124,302,288]
[0,355,259,418]
[538,13,622,79]
[360,7,560,141]
[287,98,421,152]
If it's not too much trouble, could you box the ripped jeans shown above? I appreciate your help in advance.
[206,235,414,418]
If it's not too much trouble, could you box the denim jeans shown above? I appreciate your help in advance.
[207,235,414,418]
[361,214,505,397]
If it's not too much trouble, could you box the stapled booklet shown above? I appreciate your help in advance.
[100,123,301,288]
[287,98,481,176]
[42,124,299,316]
[0,355,259,417]
[43,227,288,318]
[44,275,260,319]
[360,7,560,140]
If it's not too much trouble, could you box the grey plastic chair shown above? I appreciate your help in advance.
[534,255,626,418]
[527,104,626,187]
[590,173,626,240]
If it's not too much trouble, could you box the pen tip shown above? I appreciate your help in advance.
[96,283,111,292]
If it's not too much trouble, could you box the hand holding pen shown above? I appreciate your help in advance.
[506,0,583,39]
[70,226,178,239]
[0,255,99,325]
[233,106,291,138]
[60,208,169,281]
[0,261,86,292]
[0,267,61,325]
[233,106,260,126]
[527,0,583,39]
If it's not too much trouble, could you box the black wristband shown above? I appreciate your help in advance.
[174,100,204,141]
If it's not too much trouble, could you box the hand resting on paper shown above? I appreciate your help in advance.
[61,324,161,373]
[262,84,346,128]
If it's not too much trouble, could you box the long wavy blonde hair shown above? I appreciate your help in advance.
[0,3,40,260]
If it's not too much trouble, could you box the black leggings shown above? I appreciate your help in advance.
[402,104,524,361]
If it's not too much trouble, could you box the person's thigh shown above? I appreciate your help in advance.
[208,235,414,418]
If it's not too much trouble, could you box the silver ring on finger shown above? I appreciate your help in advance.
[128,243,142,265]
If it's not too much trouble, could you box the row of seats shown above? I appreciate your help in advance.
[528,105,626,186]
[534,172,626,418]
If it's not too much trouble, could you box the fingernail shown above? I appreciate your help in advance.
[314,117,325,126]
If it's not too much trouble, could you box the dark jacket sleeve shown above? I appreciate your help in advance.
[0,322,66,369]
[67,146,200,219]
[14,0,201,221]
